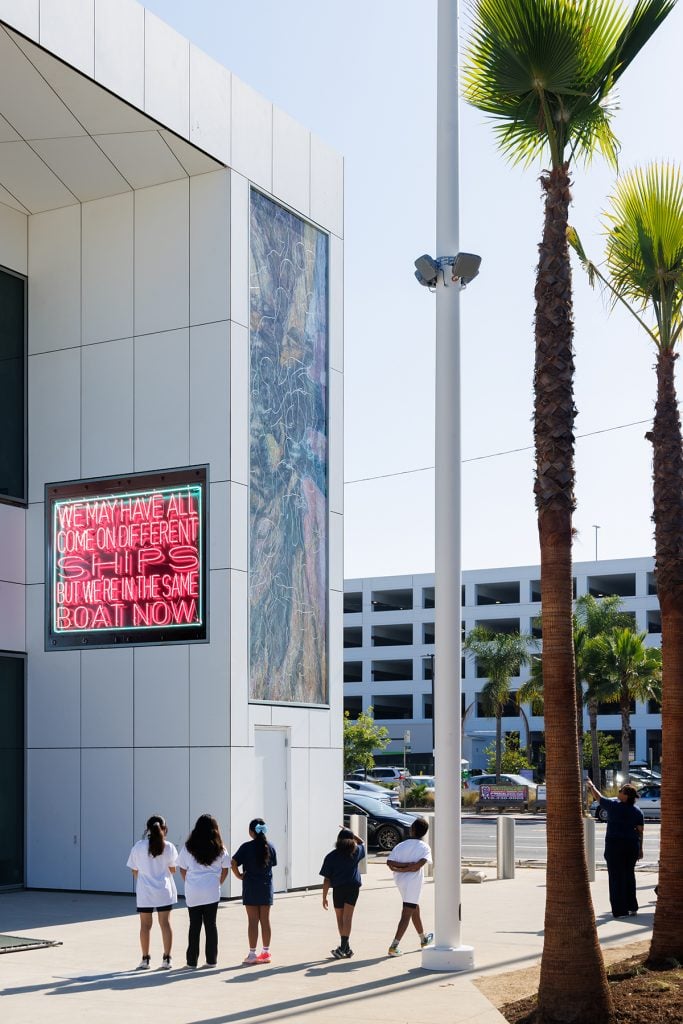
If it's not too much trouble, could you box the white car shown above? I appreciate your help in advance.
[464,773,538,796]
[592,784,661,822]
[343,780,400,808]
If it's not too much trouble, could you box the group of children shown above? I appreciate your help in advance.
[127,813,432,969]
[320,817,433,958]
[127,814,276,969]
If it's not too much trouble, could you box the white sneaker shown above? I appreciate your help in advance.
[137,955,151,970]
[160,954,172,970]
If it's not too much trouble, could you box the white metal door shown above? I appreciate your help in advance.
[254,728,289,892]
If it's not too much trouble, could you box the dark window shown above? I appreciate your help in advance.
[0,654,24,887]
[597,700,635,715]
[371,589,413,612]
[344,592,362,613]
[0,268,26,503]
[344,627,363,648]
[371,659,412,682]
[344,696,362,719]
[372,694,413,719]
[344,661,362,683]
[371,623,412,646]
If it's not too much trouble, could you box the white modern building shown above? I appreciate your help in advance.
[344,558,662,772]
[0,0,343,894]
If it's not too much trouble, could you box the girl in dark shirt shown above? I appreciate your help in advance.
[319,827,365,959]
[231,818,277,965]
[587,779,644,917]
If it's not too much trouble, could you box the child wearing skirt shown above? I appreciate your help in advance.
[231,818,277,965]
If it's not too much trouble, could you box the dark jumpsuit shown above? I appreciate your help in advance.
[599,796,644,917]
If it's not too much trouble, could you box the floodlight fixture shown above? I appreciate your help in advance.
[451,251,481,286]
[414,251,482,289]
[414,254,440,288]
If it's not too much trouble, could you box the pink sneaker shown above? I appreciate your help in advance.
[256,951,271,964]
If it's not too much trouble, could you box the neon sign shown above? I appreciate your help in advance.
[46,468,207,649]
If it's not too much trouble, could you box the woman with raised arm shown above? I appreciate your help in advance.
[586,779,644,918]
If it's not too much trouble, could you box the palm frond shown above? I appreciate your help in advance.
[603,163,683,348]
[567,226,598,287]
[462,0,675,168]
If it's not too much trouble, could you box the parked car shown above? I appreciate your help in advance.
[463,773,538,796]
[592,784,661,822]
[410,775,435,794]
[343,794,417,851]
[344,780,400,808]
[368,767,412,785]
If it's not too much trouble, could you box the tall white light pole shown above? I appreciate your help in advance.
[422,0,474,972]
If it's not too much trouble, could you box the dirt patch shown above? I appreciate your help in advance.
[474,944,683,1024]
[474,941,650,1008]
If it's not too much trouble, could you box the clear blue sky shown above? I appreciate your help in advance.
[148,0,683,577]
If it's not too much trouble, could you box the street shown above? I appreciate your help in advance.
[460,816,661,866]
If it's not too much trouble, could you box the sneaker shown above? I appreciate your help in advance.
[137,955,151,970]
[420,932,434,948]
[184,964,198,970]
[204,962,217,968]
[242,952,258,965]
[343,947,354,958]
[160,955,172,970]
[387,944,402,957]
[331,947,345,959]
[256,951,271,964]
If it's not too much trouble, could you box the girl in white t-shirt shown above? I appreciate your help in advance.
[385,817,433,956]
[126,814,178,970]
[177,814,231,968]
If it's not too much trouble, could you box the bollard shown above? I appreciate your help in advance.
[349,814,367,875]
[497,815,515,879]
[584,814,596,882]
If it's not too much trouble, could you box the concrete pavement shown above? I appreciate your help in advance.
[0,864,658,1024]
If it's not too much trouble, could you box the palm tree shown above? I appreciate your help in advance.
[463,4,675,1017]
[519,596,628,788]
[463,627,535,778]
[575,595,633,785]
[569,163,683,962]
[585,627,662,775]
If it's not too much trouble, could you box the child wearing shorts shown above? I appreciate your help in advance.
[126,814,178,970]
[386,817,433,956]
[319,827,365,959]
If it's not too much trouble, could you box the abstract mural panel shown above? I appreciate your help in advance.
[249,190,328,703]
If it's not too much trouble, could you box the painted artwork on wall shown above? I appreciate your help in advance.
[249,190,329,704]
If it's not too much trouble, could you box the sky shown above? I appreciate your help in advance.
[148,0,683,579]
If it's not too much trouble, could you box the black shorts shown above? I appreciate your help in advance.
[332,885,360,909]
[137,905,173,913]
[402,902,418,909]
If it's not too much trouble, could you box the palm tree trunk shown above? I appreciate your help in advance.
[495,710,502,779]
[534,164,612,1021]
[648,348,683,964]
[620,682,631,780]
[589,699,601,788]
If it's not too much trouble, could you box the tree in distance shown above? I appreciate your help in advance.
[343,707,390,776]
